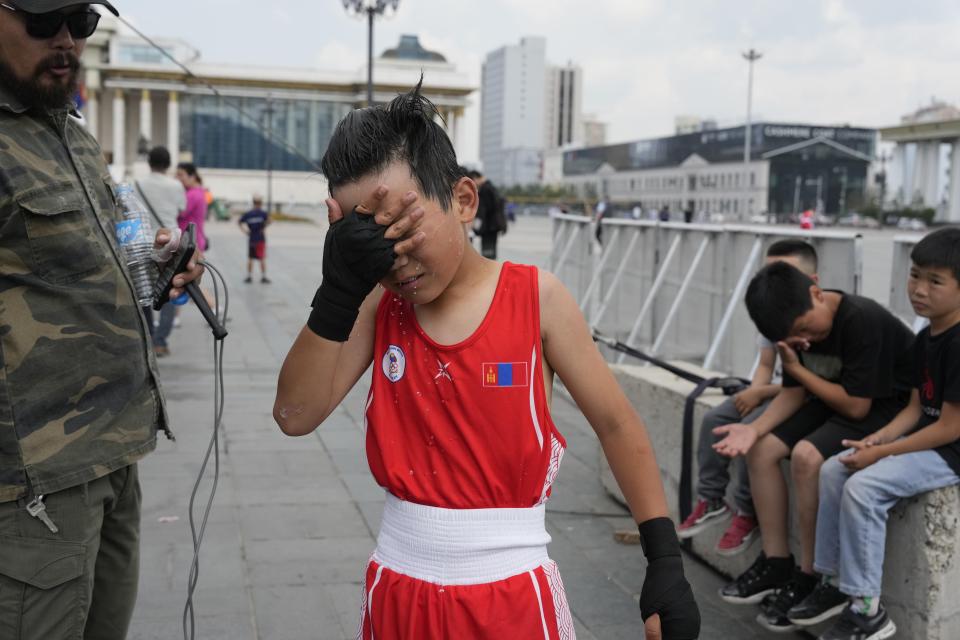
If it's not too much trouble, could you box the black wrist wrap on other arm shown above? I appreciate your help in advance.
[306,207,398,342]
[637,516,701,639]
[638,516,682,561]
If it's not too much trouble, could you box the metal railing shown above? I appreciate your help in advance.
[551,214,864,377]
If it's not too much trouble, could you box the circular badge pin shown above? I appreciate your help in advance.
[382,345,406,383]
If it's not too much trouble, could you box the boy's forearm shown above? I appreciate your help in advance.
[786,364,867,420]
[751,363,775,387]
[753,383,781,400]
[876,419,960,458]
[748,387,805,437]
[274,328,342,435]
[599,418,669,524]
[875,402,922,442]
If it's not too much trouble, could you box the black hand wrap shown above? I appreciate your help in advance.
[638,517,701,639]
[307,207,398,341]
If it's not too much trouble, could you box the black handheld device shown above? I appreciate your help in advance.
[152,223,227,340]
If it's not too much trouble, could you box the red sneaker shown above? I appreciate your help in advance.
[716,513,759,556]
[677,498,729,539]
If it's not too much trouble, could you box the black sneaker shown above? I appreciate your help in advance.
[755,571,817,633]
[819,603,896,640]
[759,591,778,618]
[788,579,848,626]
[719,553,793,604]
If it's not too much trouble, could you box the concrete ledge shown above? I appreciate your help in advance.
[603,363,960,639]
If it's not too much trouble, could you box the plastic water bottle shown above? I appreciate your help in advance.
[114,183,157,306]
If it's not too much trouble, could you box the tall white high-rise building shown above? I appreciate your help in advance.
[544,63,583,151]
[480,37,547,187]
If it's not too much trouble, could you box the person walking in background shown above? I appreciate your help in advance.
[136,146,185,356]
[0,2,203,635]
[240,195,271,283]
[176,162,208,251]
[176,162,217,311]
[468,169,507,259]
[594,196,609,245]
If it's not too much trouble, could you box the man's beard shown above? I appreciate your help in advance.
[0,52,81,112]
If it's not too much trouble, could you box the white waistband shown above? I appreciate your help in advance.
[373,492,552,585]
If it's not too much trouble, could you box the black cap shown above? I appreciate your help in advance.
[8,1,119,16]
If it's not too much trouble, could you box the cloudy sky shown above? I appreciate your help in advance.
[125,0,960,165]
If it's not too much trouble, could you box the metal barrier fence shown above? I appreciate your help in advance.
[551,214,864,377]
[889,234,927,332]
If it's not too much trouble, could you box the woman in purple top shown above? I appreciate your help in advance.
[175,162,208,250]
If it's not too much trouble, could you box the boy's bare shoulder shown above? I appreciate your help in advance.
[536,268,582,338]
[536,268,567,305]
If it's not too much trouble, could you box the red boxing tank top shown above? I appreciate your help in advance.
[365,263,566,510]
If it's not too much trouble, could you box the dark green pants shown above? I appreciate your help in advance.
[0,464,141,640]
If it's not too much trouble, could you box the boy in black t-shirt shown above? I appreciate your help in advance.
[785,227,960,640]
[712,262,914,633]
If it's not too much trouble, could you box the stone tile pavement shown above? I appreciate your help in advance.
[130,215,804,639]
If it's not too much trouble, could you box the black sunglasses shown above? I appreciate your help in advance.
[0,3,101,39]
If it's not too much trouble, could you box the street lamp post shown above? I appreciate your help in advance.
[261,95,275,215]
[342,0,400,106]
[742,49,762,166]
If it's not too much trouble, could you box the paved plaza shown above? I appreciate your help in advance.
[130,214,890,640]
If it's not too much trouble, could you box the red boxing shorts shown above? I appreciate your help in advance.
[357,494,576,639]
[249,240,266,260]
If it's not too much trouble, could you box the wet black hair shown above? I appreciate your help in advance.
[148,146,171,171]
[911,227,960,284]
[766,239,819,273]
[321,80,464,210]
[745,261,817,342]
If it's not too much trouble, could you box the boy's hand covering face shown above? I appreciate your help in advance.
[776,341,801,367]
[307,186,427,341]
[308,204,398,341]
[326,186,426,271]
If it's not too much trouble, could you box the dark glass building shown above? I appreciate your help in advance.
[178,95,352,172]
[562,123,877,215]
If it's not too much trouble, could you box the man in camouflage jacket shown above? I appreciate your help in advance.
[0,1,203,637]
